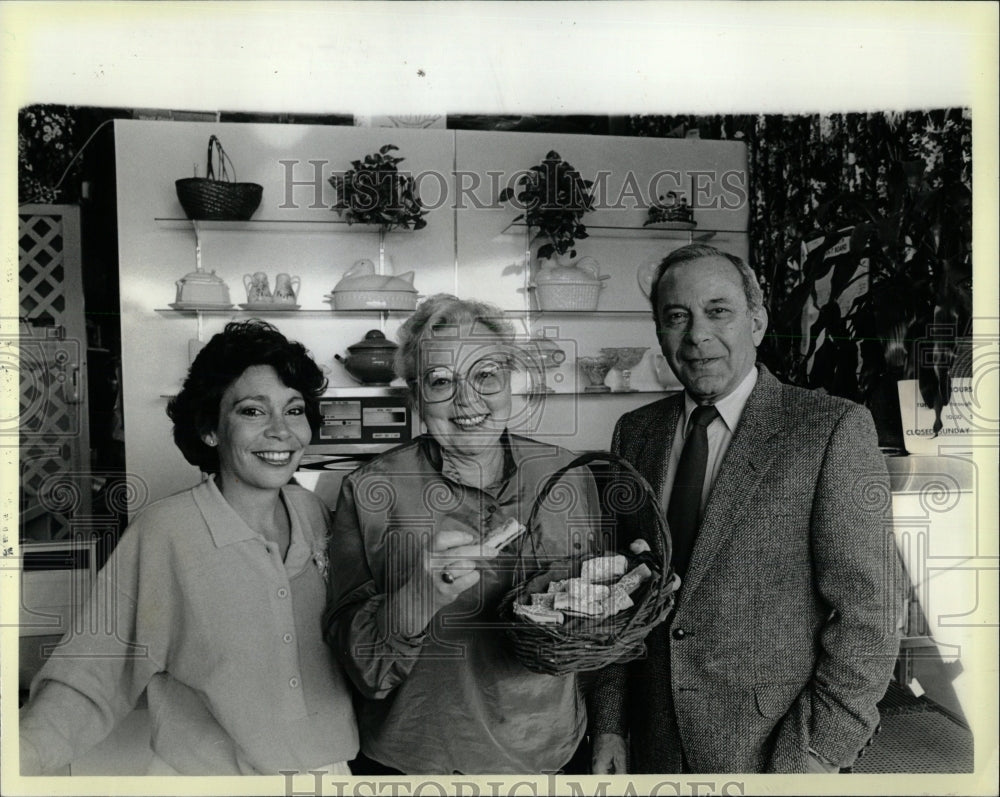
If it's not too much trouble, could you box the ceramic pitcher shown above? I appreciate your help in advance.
[274,273,301,304]
[243,272,272,304]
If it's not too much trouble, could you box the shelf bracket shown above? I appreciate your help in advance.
[191,220,204,272]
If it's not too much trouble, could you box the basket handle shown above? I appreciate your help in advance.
[517,450,672,586]
[205,135,237,183]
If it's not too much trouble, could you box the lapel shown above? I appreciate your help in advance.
[635,393,684,506]
[621,393,684,564]
[676,366,787,604]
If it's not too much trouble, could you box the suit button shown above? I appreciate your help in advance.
[672,628,686,640]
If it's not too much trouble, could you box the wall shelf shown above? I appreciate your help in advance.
[155,217,420,234]
[159,388,676,400]
[155,307,653,319]
[515,388,677,397]
[501,308,653,318]
[500,220,740,241]
[154,308,408,318]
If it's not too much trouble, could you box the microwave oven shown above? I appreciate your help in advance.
[296,386,418,508]
[304,385,416,458]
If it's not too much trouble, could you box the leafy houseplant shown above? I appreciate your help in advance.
[498,150,595,261]
[643,191,694,226]
[772,150,972,444]
[328,144,428,232]
[19,106,78,204]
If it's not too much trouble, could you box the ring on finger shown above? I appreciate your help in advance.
[441,570,455,584]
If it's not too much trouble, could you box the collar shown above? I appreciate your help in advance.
[682,365,759,434]
[420,429,518,484]
[193,476,306,562]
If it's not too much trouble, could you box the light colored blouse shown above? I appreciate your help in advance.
[20,477,359,775]
[324,432,600,775]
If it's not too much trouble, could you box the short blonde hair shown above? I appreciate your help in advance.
[394,293,515,384]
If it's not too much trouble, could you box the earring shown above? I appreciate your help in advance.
[205,436,217,447]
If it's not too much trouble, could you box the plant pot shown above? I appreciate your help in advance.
[334,330,399,385]
[327,259,418,311]
[529,255,608,312]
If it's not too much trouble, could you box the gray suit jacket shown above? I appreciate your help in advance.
[591,366,903,773]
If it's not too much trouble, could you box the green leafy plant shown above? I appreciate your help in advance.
[772,144,972,439]
[498,150,595,260]
[328,144,427,232]
[19,106,78,204]
[643,190,694,226]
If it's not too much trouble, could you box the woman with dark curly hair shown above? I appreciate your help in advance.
[20,320,359,776]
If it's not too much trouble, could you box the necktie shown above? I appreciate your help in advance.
[667,404,719,579]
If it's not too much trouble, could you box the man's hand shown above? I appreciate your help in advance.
[591,732,627,774]
[806,747,840,774]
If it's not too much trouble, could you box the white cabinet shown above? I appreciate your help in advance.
[116,120,749,504]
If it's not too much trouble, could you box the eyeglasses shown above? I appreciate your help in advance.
[416,358,511,404]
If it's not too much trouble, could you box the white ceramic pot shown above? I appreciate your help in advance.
[530,255,608,311]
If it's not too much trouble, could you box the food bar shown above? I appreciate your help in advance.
[530,592,557,609]
[579,554,628,583]
[513,602,565,625]
[616,563,653,594]
[484,518,527,551]
[567,579,610,602]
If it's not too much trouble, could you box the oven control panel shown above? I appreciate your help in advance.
[306,387,416,456]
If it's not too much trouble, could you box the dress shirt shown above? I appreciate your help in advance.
[324,432,599,775]
[662,366,759,512]
[20,477,359,775]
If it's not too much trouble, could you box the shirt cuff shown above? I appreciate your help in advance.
[20,735,44,776]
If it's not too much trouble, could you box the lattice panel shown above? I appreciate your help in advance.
[20,446,72,540]
[18,336,81,437]
[17,207,90,542]
[19,214,67,324]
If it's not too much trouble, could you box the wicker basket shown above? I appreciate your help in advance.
[532,281,601,311]
[175,136,263,221]
[499,452,678,675]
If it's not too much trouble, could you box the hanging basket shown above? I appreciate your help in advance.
[499,451,678,675]
[175,135,263,221]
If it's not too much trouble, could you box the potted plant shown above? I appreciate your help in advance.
[328,144,427,275]
[643,190,695,228]
[770,151,972,449]
[498,150,595,262]
[329,144,427,231]
[498,150,605,311]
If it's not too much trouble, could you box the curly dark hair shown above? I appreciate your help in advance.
[166,320,327,473]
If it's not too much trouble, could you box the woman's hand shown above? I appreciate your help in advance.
[427,530,493,600]
[391,530,500,638]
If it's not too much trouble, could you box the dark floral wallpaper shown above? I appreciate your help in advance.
[627,110,973,395]
[18,106,79,205]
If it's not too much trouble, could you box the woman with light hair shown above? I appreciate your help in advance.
[324,294,600,775]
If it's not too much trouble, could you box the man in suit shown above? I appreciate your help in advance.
[590,244,903,774]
